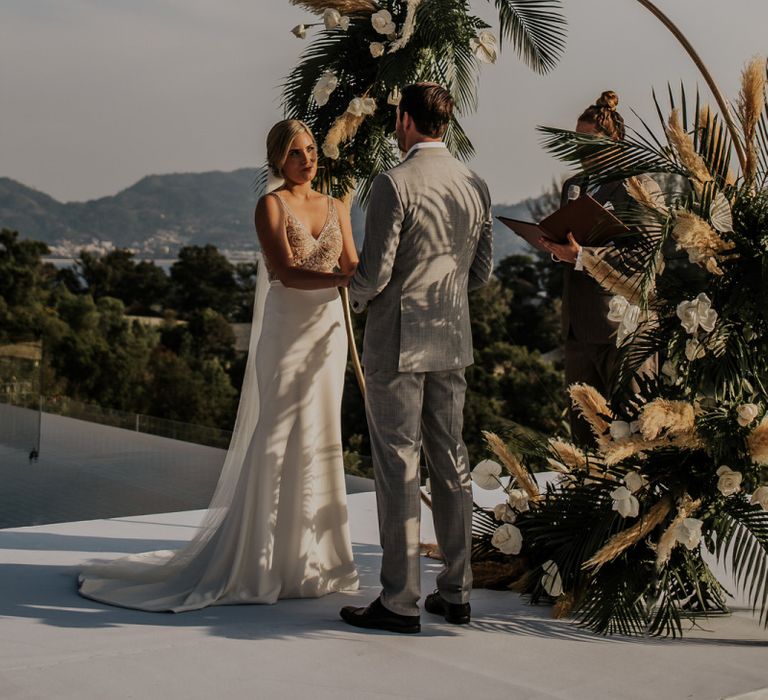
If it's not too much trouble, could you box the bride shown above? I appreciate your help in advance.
[78,119,360,611]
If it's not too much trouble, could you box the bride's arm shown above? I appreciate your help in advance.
[255,195,353,289]
[334,198,359,275]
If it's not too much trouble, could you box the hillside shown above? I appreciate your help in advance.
[0,171,536,261]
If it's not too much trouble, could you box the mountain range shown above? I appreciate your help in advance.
[0,169,538,262]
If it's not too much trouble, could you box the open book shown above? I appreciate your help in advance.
[497,195,629,252]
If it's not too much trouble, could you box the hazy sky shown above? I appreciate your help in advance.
[2,1,767,205]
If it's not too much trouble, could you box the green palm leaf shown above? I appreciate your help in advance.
[491,0,567,74]
[713,499,768,625]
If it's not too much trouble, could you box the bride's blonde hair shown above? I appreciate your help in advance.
[266,119,316,177]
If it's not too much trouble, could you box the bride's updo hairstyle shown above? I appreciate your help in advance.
[266,119,316,177]
[578,91,625,141]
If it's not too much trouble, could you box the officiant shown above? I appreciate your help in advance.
[540,91,660,446]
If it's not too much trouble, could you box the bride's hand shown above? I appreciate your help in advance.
[335,265,357,287]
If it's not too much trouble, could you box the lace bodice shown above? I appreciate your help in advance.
[264,193,343,282]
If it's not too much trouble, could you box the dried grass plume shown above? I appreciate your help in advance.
[638,399,696,440]
[748,415,768,465]
[737,55,767,183]
[568,384,613,439]
[482,431,540,501]
[667,108,713,196]
[655,494,701,570]
[583,495,673,571]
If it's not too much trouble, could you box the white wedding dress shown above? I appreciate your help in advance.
[78,194,359,611]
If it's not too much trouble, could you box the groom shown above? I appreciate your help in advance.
[341,82,493,633]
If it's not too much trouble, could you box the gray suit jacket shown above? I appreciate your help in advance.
[349,146,493,372]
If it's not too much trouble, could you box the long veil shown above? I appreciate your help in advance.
[80,252,271,582]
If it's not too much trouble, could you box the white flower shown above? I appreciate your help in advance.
[387,87,401,106]
[624,471,648,494]
[507,488,530,513]
[609,420,638,441]
[291,24,307,39]
[607,295,641,346]
[491,523,523,555]
[346,97,377,117]
[611,486,640,518]
[471,459,502,490]
[716,465,742,496]
[322,142,340,160]
[493,503,517,523]
[339,16,350,31]
[676,293,718,334]
[541,560,563,597]
[371,9,396,35]
[685,337,706,362]
[323,8,341,29]
[674,517,703,550]
[661,359,678,383]
[751,486,768,511]
[313,70,338,107]
[469,30,498,64]
[369,41,385,58]
[737,403,760,427]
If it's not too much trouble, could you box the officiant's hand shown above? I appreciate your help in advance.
[539,232,581,264]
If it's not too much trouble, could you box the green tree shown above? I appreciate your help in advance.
[170,245,239,319]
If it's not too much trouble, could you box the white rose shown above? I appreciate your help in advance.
[492,503,517,523]
[676,293,718,334]
[750,486,768,511]
[737,403,760,427]
[471,459,502,490]
[610,420,631,440]
[607,295,641,346]
[346,97,364,117]
[369,41,385,58]
[339,16,350,31]
[469,30,498,64]
[371,9,396,35]
[360,97,377,115]
[716,465,742,496]
[323,8,341,29]
[674,517,703,550]
[387,87,401,106]
[611,486,640,518]
[313,70,338,107]
[491,523,523,555]
[624,471,648,494]
[507,488,530,513]
[685,337,707,362]
[291,24,307,39]
[322,142,340,160]
[541,560,563,597]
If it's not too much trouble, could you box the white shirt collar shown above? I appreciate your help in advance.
[404,140,447,160]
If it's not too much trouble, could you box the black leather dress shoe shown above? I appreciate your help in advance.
[340,597,421,634]
[424,590,471,625]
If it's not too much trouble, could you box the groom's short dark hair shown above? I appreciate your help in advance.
[399,83,453,138]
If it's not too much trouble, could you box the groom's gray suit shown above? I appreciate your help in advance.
[349,143,493,616]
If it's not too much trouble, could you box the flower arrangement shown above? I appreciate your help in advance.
[472,57,768,637]
[276,0,566,203]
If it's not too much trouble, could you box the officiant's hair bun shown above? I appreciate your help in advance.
[267,119,316,177]
[578,91,625,141]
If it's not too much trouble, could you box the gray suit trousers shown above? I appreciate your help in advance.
[364,367,474,616]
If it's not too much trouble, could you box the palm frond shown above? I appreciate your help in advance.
[491,0,567,74]
[537,127,687,185]
[713,499,768,625]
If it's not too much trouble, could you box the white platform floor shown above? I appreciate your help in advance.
[1,489,768,700]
